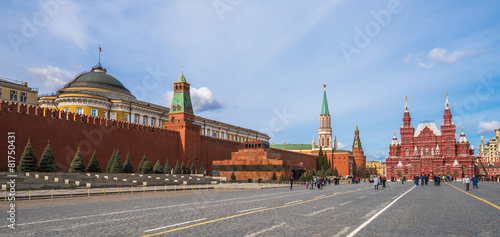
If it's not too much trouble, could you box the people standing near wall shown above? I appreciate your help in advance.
[373,176,379,190]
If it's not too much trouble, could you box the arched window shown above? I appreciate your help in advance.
[446,147,451,155]
[425,148,429,155]
[393,150,396,156]
[431,148,434,155]
[405,148,409,156]
[326,138,330,147]
[420,148,423,155]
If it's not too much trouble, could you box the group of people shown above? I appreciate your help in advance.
[305,177,328,190]
[462,175,479,191]
[372,176,387,190]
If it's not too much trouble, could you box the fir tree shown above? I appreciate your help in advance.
[279,173,285,181]
[180,162,186,174]
[190,163,195,174]
[18,139,38,172]
[110,150,123,173]
[333,167,339,177]
[123,152,134,173]
[198,163,205,176]
[106,149,116,173]
[299,173,307,182]
[164,161,171,174]
[271,171,277,181]
[38,142,58,172]
[137,156,147,173]
[69,149,86,173]
[87,151,101,173]
[174,160,181,174]
[230,171,236,182]
[153,160,163,174]
[142,160,153,174]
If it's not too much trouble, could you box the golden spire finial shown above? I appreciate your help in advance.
[406,96,407,102]
[461,126,464,132]
[481,136,484,140]
[323,84,326,91]
[394,130,396,135]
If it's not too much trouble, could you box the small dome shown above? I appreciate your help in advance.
[64,65,131,94]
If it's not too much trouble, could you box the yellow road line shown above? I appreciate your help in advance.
[447,183,500,210]
[142,187,371,236]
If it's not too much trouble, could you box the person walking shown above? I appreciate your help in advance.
[382,176,386,188]
[306,181,309,190]
[463,176,471,191]
[472,175,478,189]
[373,176,379,190]
[290,176,294,189]
[402,176,405,184]
[420,174,425,186]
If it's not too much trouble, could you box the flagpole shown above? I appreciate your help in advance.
[99,44,101,66]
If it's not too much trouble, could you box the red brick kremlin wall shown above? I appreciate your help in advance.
[0,101,241,173]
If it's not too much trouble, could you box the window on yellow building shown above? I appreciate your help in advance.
[10,90,17,101]
[103,111,108,118]
[91,109,97,117]
[124,114,129,122]
[150,118,154,126]
[0,88,2,98]
[20,92,27,102]
[134,115,138,123]
[142,117,146,125]
[64,107,69,112]
[76,107,83,114]
[110,112,116,120]
[159,120,162,127]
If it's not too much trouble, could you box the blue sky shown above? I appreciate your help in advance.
[1,0,500,161]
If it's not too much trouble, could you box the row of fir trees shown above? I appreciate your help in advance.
[16,140,205,175]
[299,147,339,182]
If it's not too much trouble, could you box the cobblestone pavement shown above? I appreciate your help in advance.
[2,181,499,236]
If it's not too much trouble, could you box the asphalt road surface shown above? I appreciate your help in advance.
[2,181,499,237]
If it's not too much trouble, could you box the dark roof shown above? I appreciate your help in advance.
[63,65,131,94]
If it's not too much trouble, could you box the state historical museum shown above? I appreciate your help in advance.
[386,95,475,180]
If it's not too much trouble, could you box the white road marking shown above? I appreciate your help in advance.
[340,201,352,206]
[237,207,267,213]
[144,218,207,233]
[346,186,416,237]
[133,206,140,208]
[305,207,335,217]
[315,195,326,198]
[244,222,286,237]
[332,226,351,237]
[363,209,378,219]
[358,195,366,199]
[285,200,302,205]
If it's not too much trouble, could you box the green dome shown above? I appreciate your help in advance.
[64,65,131,94]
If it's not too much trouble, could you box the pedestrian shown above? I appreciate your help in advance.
[306,181,309,190]
[402,176,405,184]
[290,176,294,189]
[373,176,379,190]
[463,176,470,191]
[472,175,478,189]
[420,174,425,186]
[382,176,386,188]
[425,175,429,185]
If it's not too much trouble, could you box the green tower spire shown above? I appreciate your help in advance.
[321,84,329,115]
[170,71,194,115]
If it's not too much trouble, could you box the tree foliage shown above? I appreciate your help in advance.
[164,161,171,174]
[123,152,134,173]
[38,143,58,172]
[87,151,101,173]
[106,149,116,173]
[174,160,181,174]
[18,139,38,172]
[279,173,285,181]
[110,150,123,173]
[142,160,153,174]
[230,171,236,182]
[180,162,186,174]
[198,163,205,176]
[138,156,147,174]
[271,171,277,181]
[69,150,86,173]
[153,160,163,174]
[190,163,195,174]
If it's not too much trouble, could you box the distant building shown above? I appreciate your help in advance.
[381,161,386,177]
[38,64,268,142]
[0,78,38,106]
[476,131,500,179]
[386,95,475,180]
[271,85,366,177]
[366,161,382,177]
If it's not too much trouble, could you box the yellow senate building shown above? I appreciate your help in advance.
[1,78,39,106]
[38,63,269,143]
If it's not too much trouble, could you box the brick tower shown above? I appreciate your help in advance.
[164,71,201,165]
[318,84,332,148]
[352,123,366,177]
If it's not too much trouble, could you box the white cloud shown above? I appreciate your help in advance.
[477,120,500,134]
[26,65,73,90]
[337,142,346,150]
[46,1,88,49]
[405,48,474,70]
[161,86,223,113]
[367,151,388,161]
[427,48,468,64]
